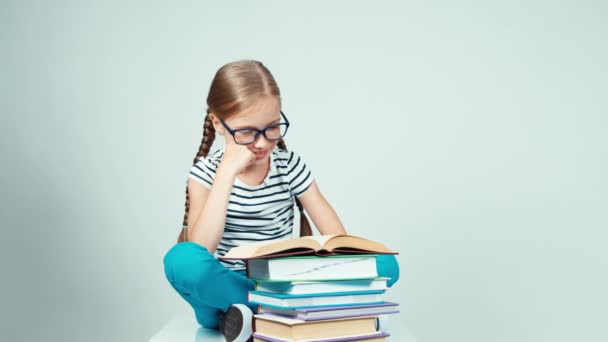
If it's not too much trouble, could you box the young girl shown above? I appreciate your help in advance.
[163,60,400,342]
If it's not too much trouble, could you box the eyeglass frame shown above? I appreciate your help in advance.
[218,110,290,145]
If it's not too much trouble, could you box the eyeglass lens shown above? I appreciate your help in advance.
[234,124,288,144]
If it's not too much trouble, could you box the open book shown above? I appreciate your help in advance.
[219,234,397,260]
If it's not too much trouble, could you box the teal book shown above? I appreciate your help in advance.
[254,277,390,295]
[248,289,385,309]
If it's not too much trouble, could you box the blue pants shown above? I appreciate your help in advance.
[163,241,400,329]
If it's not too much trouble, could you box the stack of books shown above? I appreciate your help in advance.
[220,234,399,342]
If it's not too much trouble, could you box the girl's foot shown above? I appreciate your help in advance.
[217,304,253,342]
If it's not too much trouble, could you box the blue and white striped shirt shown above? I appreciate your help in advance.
[188,147,314,271]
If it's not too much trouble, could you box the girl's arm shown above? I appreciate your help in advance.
[187,164,237,253]
[297,180,347,235]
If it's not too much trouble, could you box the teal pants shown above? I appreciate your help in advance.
[163,241,400,329]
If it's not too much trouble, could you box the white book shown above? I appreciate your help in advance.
[247,255,378,281]
[258,301,400,321]
[254,277,389,295]
[248,290,385,309]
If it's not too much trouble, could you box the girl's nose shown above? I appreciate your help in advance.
[253,133,271,149]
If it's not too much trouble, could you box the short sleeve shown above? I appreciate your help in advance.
[188,153,219,189]
[286,150,314,197]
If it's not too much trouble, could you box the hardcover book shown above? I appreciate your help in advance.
[248,290,385,309]
[253,313,382,341]
[247,255,379,281]
[257,301,399,321]
[254,277,389,295]
[219,234,397,260]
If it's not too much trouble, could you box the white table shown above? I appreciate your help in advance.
[148,313,419,342]
[148,314,225,342]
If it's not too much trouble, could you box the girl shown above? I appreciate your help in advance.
[163,60,399,342]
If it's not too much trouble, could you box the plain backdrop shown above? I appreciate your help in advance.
[1,1,607,341]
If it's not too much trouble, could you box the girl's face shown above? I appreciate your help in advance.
[212,98,281,167]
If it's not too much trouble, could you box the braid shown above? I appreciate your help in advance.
[280,139,313,237]
[178,109,216,243]
[277,138,287,150]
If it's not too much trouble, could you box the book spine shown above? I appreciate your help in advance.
[250,289,385,299]
[250,300,386,310]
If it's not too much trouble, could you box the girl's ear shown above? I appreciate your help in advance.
[208,113,224,135]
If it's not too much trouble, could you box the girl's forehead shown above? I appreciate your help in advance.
[228,108,281,126]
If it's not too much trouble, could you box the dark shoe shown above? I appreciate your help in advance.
[217,304,253,342]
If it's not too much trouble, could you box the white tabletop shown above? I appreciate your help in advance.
[148,314,418,342]
[148,314,225,342]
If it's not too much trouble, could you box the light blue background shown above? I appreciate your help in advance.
[1,1,606,341]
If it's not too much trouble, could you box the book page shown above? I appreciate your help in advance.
[221,240,269,259]
[221,236,321,259]
[327,235,394,253]
[301,235,340,247]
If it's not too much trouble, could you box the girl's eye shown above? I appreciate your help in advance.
[266,126,280,134]
[237,129,255,137]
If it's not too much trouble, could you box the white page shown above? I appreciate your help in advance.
[301,234,339,247]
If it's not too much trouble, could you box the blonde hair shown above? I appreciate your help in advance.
[178,60,312,242]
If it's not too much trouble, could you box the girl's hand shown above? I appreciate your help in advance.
[219,143,256,176]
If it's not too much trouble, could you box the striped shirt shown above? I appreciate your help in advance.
[188,147,314,271]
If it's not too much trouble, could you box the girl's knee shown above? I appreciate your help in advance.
[163,242,214,285]
[376,254,400,287]
[195,306,218,329]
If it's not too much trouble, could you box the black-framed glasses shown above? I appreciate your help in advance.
[219,110,290,145]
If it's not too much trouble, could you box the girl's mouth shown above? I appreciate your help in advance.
[254,150,268,159]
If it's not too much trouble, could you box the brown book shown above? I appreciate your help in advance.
[219,234,397,260]
[253,313,382,341]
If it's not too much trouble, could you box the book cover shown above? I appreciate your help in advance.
[247,255,378,281]
[252,331,390,342]
[253,313,381,341]
[258,301,400,321]
[248,290,385,309]
[254,277,389,295]
[219,234,397,260]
